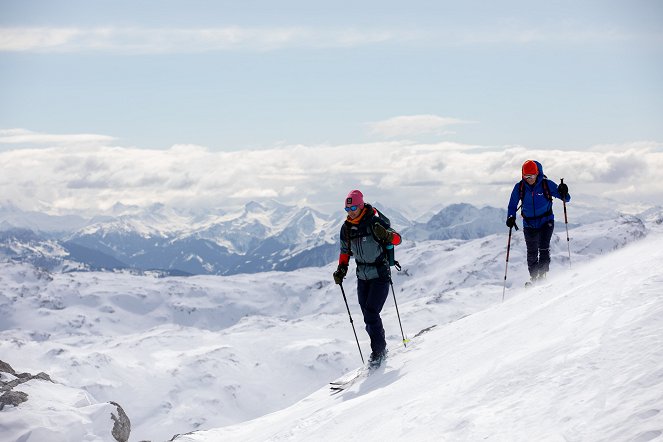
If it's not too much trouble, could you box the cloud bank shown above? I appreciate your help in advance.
[1,129,661,217]
[0,129,115,146]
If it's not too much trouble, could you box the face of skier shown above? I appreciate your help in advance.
[523,173,537,185]
[345,205,362,220]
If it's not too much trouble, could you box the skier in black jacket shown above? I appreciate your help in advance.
[333,189,401,367]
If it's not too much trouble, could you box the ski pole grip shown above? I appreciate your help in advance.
[385,243,395,266]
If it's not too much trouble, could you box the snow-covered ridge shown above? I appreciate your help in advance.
[4,200,653,277]
[0,210,659,441]
[0,201,501,276]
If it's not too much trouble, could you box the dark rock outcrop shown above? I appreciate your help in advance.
[0,390,28,410]
[1,359,132,442]
[0,359,54,410]
[110,401,131,442]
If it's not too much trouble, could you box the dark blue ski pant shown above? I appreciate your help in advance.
[523,220,555,278]
[357,276,390,354]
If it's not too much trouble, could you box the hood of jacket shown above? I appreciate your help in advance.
[531,160,545,186]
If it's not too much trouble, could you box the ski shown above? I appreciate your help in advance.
[329,325,437,394]
[329,368,367,393]
[330,379,359,394]
[329,351,390,394]
[330,373,367,393]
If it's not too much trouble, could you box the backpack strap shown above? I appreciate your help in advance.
[519,177,552,202]
[542,179,552,201]
[518,177,553,221]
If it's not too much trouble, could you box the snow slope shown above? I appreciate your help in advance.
[0,213,660,441]
[176,232,663,442]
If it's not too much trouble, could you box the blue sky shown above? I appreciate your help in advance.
[1,1,662,215]
[2,0,662,150]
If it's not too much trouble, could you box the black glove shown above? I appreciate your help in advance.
[506,216,516,228]
[373,223,394,243]
[333,264,348,284]
[558,182,569,199]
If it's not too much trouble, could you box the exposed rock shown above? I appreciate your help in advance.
[1,360,132,441]
[0,390,28,410]
[0,359,54,394]
[32,372,52,382]
[170,432,195,441]
[110,401,131,442]
[0,360,16,375]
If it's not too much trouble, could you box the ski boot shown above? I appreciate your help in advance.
[368,348,388,369]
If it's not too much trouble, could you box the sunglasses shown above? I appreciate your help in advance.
[345,205,359,212]
[523,174,537,179]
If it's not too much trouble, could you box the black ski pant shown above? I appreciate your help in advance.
[523,220,554,279]
[357,276,390,354]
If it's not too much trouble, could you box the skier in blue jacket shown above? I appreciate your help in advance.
[506,160,570,284]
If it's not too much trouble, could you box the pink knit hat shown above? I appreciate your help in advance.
[345,189,364,209]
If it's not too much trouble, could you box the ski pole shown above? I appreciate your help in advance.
[389,278,409,348]
[502,224,515,302]
[560,178,571,269]
[338,283,364,364]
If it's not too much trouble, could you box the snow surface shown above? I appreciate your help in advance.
[177,232,663,442]
[1,213,662,441]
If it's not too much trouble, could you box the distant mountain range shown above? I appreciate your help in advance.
[4,200,640,276]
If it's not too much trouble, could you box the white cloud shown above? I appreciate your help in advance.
[0,26,409,53]
[366,115,475,139]
[0,23,646,54]
[0,27,81,51]
[0,128,115,146]
[1,133,661,217]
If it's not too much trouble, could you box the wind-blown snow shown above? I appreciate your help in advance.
[176,231,663,442]
[1,212,662,441]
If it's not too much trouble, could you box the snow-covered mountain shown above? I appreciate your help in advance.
[0,201,538,276]
[0,203,89,234]
[1,208,659,441]
[403,203,507,241]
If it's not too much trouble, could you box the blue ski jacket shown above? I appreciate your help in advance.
[507,160,571,229]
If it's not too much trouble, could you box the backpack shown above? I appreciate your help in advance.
[343,206,401,270]
[373,208,401,270]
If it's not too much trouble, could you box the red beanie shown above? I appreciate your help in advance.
[522,160,538,177]
[345,189,364,209]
